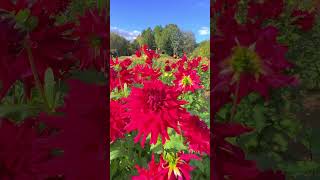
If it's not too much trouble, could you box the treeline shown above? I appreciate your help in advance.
[110,24,198,57]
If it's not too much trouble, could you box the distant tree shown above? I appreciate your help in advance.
[130,39,140,52]
[165,24,183,56]
[139,28,156,49]
[182,31,196,55]
[153,25,163,52]
[110,32,131,56]
[158,25,172,55]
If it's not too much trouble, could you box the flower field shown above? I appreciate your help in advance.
[110,45,210,179]
[1,0,320,179]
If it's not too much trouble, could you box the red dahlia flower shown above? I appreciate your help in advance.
[21,21,77,80]
[135,49,142,57]
[132,64,161,84]
[141,45,159,65]
[125,80,189,147]
[213,26,298,113]
[110,57,134,90]
[201,64,208,72]
[164,65,172,72]
[132,154,162,180]
[173,69,203,93]
[74,9,108,71]
[179,116,210,155]
[187,57,201,70]
[247,0,284,25]
[158,152,200,180]
[291,10,315,32]
[110,100,129,143]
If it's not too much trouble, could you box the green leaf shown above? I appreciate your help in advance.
[0,104,41,122]
[253,104,266,132]
[164,133,187,152]
[281,161,320,176]
[110,149,121,161]
[150,139,163,154]
[15,9,30,24]
[44,68,56,110]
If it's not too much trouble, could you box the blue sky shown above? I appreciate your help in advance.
[110,0,210,43]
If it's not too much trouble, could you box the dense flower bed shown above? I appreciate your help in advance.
[110,45,211,179]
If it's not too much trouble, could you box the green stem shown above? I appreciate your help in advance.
[25,38,50,109]
[230,79,240,122]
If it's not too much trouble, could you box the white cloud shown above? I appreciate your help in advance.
[198,27,210,36]
[111,26,141,41]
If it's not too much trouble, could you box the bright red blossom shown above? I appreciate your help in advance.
[291,10,315,31]
[132,154,162,180]
[174,69,203,93]
[125,80,189,147]
[135,50,142,57]
[132,64,161,84]
[110,57,134,90]
[110,100,129,143]
[158,152,200,180]
[179,116,210,155]
[212,25,298,113]
[73,9,108,71]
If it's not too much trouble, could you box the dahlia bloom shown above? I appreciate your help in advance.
[132,64,161,84]
[247,0,284,25]
[141,45,159,65]
[201,64,208,72]
[291,10,315,31]
[73,9,108,71]
[187,57,201,70]
[22,21,77,80]
[164,65,172,72]
[173,69,203,93]
[110,57,134,90]
[125,80,189,147]
[212,25,298,113]
[158,152,200,180]
[179,116,210,155]
[110,100,129,143]
[135,50,142,57]
[132,154,162,180]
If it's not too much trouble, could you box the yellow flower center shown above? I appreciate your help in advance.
[228,46,264,81]
[113,64,122,72]
[163,152,185,178]
[180,75,193,87]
